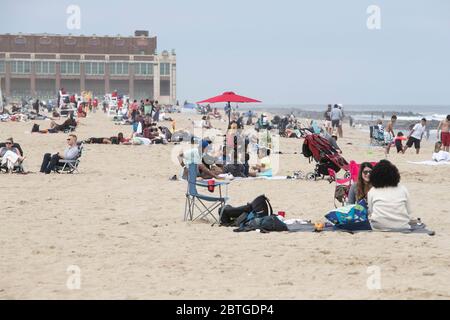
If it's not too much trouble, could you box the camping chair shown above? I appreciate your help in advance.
[54,143,84,174]
[328,168,351,207]
[369,126,385,146]
[0,143,25,173]
[184,163,229,223]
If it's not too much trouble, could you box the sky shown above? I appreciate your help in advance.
[1,0,450,106]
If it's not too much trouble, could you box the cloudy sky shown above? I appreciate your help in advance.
[1,0,449,105]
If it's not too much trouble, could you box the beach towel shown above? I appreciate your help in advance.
[407,161,450,166]
[1,150,20,170]
[232,175,289,181]
[288,221,435,236]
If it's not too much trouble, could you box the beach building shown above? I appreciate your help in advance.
[0,30,176,104]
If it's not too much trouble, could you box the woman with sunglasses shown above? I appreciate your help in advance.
[0,138,26,173]
[347,162,373,205]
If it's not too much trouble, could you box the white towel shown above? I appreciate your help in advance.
[1,150,20,170]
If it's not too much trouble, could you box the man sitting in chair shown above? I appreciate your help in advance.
[178,139,221,180]
[40,134,79,174]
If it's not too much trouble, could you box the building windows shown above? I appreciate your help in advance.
[11,60,31,74]
[0,60,4,73]
[135,63,153,76]
[35,61,56,74]
[109,62,129,75]
[60,61,80,75]
[160,63,170,76]
[85,62,105,75]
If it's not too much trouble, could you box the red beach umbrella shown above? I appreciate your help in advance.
[197,91,261,126]
[197,91,261,104]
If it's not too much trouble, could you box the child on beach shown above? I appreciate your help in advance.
[394,132,407,153]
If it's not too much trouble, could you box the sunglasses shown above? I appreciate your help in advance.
[362,170,372,175]
[5,142,12,144]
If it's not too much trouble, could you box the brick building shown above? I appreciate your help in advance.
[0,31,176,104]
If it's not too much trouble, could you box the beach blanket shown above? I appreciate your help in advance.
[233,176,289,181]
[407,161,450,166]
[287,221,435,236]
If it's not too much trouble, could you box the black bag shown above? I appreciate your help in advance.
[223,164,246,177]
[31,123,40,133]
[302,142,312,158]
[220,204,252,226]
[219,194,273,227]
[244,216,288,232]
[250,194,273,217]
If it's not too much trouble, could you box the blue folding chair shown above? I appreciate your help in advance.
[184,164,229,223]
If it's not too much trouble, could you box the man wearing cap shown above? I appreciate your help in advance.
[178,139,221,179]
[40,134,79,174]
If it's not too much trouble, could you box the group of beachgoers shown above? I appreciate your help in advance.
[0,133,80,174]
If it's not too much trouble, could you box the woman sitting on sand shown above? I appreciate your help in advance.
[368,160,412,231]
[248,147,272,177]
[0,138,26,172]
[432,141,450,162]
[347,162,373,205]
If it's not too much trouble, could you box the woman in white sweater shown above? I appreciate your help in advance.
[368,160,411,231]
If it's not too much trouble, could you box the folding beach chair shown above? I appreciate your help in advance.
[369,126,385,146]
[184,163,229,223]
[328,168,351,207]
[54,143,84,174]
[0,142,25,173]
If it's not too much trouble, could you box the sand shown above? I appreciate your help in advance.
[1,110,449,300]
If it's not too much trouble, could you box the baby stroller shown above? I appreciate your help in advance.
[300,128,349,181]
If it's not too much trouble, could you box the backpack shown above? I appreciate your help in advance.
[219,194,273,227]
[240,215,288,233]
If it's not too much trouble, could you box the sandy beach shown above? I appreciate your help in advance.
[1,111,450,300]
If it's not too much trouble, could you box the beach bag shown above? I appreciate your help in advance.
[219,204,252,226]
[247,215,288,232]
[325,202,368,225]
[223,164,246,177]
[31,123,40,133]
[302,143,312,158]
[220,194,273,227]
[250,194,273,217]
[234,215,288,233]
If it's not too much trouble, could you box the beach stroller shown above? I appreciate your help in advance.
[300,129,349,181]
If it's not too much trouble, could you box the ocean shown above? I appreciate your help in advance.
[252,104,449,121]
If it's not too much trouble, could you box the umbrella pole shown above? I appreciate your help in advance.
[227,101,231,129]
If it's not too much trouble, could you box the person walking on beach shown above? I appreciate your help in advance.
[384,115,397,154]
[337,104,344,138]
[324,105,332,134]
[330,104,342,134]
[403,118,427,154]
[437,115,450,152]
